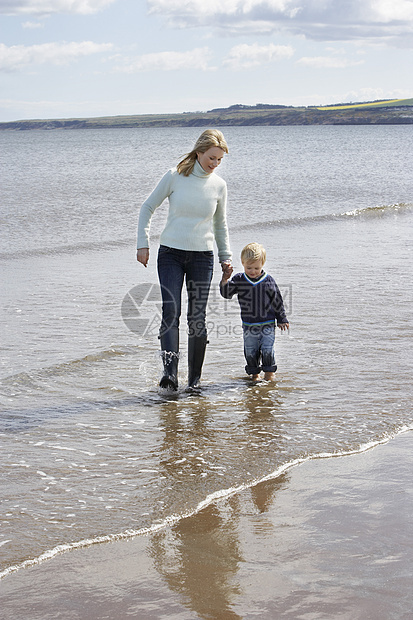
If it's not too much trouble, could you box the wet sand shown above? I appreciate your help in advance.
[1,431,411,620]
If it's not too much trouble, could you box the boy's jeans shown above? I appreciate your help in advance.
[157,245,214,344]
[243,323,277,375]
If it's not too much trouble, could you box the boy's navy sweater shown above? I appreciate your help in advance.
[220,271,288,326]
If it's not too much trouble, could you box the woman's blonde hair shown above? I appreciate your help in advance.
[241,242,266,265]
[177,129,229,176]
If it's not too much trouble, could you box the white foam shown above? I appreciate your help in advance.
[1,426,411,582]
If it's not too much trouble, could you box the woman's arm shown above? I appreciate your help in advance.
[213,183,232,263]
[136,170,174,255]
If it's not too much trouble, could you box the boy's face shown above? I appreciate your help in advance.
[243,259,264,279]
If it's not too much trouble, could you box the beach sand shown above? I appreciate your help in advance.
[1,431,411,620]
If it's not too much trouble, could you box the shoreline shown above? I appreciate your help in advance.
[1,429,409,582]
[1,430,412,619]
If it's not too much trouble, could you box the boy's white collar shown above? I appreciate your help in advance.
[243,270,267,285]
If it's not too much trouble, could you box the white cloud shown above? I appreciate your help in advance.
[297,55,364,68]
[223,42,294,69]
[113,48,214,73]
[147,0,413,45]
[22,20,44,28]
[148,0,300,33]
[370,0,413,22]
[0,0,116,16]
[0,41,114,72]
[343,87,413,102]
[148,0,299,19]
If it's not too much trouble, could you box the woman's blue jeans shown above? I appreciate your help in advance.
[157,245,214,350]
[243,323,277,375]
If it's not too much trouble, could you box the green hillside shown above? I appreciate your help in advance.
[1,99,413,130]
[317,98,413,110]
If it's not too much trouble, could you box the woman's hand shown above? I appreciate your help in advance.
[137,248,149,267]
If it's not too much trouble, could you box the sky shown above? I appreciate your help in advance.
[0,0,413,122]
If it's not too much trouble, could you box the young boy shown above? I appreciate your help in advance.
[220,242,289,381]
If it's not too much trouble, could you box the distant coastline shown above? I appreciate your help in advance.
[1,99,413,130]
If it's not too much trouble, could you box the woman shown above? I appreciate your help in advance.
[137,129,232,390]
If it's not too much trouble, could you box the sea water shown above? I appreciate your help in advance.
[0,125,412,577]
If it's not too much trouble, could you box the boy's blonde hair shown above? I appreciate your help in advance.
[241,242,266,264]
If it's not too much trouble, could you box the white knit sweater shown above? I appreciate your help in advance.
[137,160,232,262]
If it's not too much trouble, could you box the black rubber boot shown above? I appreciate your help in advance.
[159,330,179,391]
[187,336,208,389]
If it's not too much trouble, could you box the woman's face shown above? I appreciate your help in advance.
[197,147,225,174]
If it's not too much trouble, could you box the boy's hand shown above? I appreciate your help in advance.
[277,323,289,331]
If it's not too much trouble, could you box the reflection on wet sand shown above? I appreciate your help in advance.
[149,388,289,619]
[149,502,243,620]
[148,477,288,619]
[1,435,410,619]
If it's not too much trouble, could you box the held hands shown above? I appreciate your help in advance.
[137,248,149,267]
[220,261,233,285]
